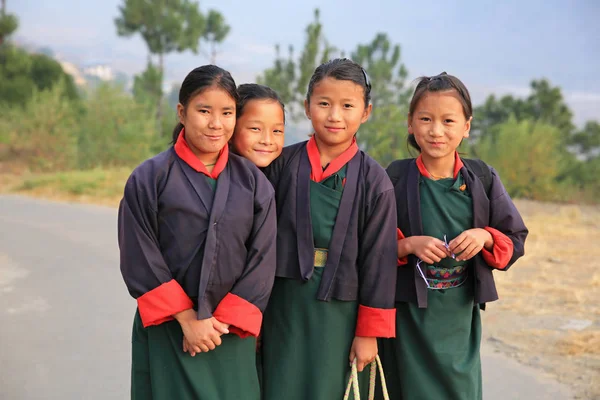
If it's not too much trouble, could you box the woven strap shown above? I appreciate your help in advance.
[343,356,389,400]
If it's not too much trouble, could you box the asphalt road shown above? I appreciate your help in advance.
[0,195,574,399]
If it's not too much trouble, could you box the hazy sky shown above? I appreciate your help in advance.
[10,0,600,125]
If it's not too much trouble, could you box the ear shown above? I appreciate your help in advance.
[407,113,414,135]
[360,103,373,123]
[304,99,311,120]
[177,103,185,125]
[463,116,472,138]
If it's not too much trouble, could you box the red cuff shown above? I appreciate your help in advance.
[397,228,408,266]
[355,305,396,338]
[481,227,514,270]
[137,279,194,328]
[213,293,262,338]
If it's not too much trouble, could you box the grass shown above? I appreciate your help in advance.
[0,167,132,207]
[483,199,600,398]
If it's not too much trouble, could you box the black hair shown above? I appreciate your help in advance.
[407,72,472,152]
[306,58,372,108]
[237,83,285,123]
[171,65,239,143]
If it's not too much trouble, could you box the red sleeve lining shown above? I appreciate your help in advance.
[137,279,193,327]
[355,305,396,338]
[212,293,263,338]
[397,228,408,266]
[481,227,514,270]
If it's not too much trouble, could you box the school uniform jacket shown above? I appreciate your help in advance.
[389,153,528,309]
[118,131,277,338]
[264,138,398,338]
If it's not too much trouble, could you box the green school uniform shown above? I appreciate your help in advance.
[261,166,369,400]
[377,174,482,400]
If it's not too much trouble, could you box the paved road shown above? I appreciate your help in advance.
[0,195,574,399]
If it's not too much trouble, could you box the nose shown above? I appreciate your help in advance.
[209,115,223,129]
[259,130,274,145]
[430,121,444,137]
[328,106,342,122]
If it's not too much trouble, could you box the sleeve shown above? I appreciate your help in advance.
[397,228,408,266]
[212,181,277,338]
[482,168,529,271]
[118,168,193,328]
[355,188,398,338]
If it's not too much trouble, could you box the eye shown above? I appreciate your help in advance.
[199,109,210,114]
[274,129,284,135]
[444,119,455,124]
[344,103,354,109]
[250,127,260,132]
[420,117,431,122]
[318,101,329,107]
[223,111,233,116]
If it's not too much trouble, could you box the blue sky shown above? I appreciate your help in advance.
[10,0,600,125]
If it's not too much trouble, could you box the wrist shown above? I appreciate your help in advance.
[173,308,196,324]
[482,229,494,250]
[402,236,414,255]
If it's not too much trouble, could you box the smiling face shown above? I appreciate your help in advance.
[232,99,285,167]
[408,90,471,162]
[305,77,372,149]
[177,86,236,163]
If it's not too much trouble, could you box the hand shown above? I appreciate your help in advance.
[448,228,493,261]
[175,309,229,355]
[405,236,451,265]
[349,336,377,372]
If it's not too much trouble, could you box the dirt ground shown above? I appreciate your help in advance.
[482,199,600,399]
[1,172,598,398]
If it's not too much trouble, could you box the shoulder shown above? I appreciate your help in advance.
[228,153,275,200]
[357,151,394,194]
[125,148,174,192]
[385,158,416,185]
[279,140,308,164]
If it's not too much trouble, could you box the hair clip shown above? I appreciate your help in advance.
[361,67,372,92]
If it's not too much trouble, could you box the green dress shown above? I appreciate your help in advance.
[377,174,483,400]
[130,176,260,400]
[261,167,369,400]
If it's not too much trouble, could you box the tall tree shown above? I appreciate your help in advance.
[570,121,600,160]
[115,0,206,132]
[202,10,230,64]
[351,33,411,166]
[132,60,163,106]
[257,8,336,121]
[473,79,575,140]
[0,0,18,46]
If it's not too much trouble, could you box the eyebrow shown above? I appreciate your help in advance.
[246,119,285,124]
[416,110,459,116]
[316,96,360,102]
[195,103,235,110]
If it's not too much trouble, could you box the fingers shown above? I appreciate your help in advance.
[349,350,356,365]
[457,242,481,261]
[356,359,367,372]
[190,344,201,357]
[183,338,188,353]
[448,233,468,254]
[212,319,230,335]
[199,343,210,352]
[212,334,222,347]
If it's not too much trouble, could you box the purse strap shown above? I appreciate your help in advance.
[343,356,390,400]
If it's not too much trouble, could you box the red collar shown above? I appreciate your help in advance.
[174,129,228,179]
[416,152,464,179]
[307,136,358,182]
